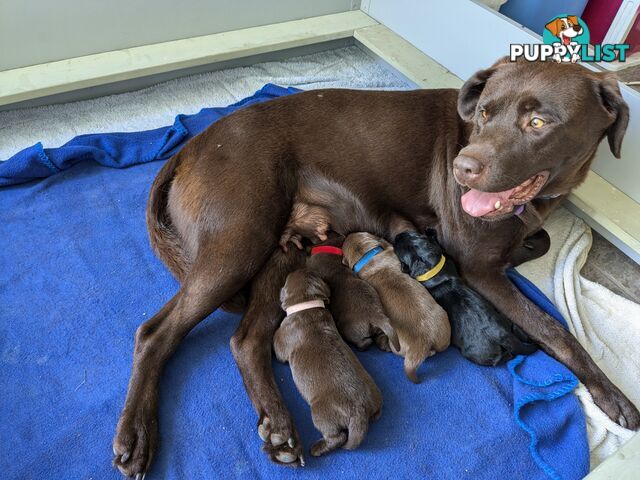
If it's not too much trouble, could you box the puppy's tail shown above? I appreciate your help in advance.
[344,414,369,450]
[403,353,426,384]
[146,152,189,282]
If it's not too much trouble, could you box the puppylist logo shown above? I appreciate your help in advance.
[511,15,630,63]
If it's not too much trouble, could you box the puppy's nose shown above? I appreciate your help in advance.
[573,25,581,32]
[453,155,484,183]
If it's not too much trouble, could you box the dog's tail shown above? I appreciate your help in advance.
[146,153,190,282]
[344,414,369,450]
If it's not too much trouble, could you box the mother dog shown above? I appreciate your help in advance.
[113,58,638,477]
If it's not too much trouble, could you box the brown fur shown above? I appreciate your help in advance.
[114,59,638,477]
[306,233,399,351]
[342,233,450,383]
[274,269,382,457]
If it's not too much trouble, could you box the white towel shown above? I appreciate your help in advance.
[516,207,640,468]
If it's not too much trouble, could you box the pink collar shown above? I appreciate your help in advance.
[285,299,325,316]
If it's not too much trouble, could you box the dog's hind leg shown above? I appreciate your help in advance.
[231,248,307,466]
[112,230,275,478]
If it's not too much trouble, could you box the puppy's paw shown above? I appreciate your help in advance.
[373,333,391,352]
[279,231,304,252]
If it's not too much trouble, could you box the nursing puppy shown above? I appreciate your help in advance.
[273,269,382,457]
[304,233,400,352]
[394,230,538,366]
[342,232,450,383]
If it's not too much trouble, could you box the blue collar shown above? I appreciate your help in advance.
[353,246,383,273]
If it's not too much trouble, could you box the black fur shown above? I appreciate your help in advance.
[394,231,538,366]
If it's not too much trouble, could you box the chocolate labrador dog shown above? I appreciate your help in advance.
[113,58,638,477]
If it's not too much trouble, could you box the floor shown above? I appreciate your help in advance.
[583,231,640,302]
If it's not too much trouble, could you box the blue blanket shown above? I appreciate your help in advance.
[0,85,588,479]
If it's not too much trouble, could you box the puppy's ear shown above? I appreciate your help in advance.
[595,74,629,159]
[567,16,579,28]
[279,285,287,308]
[457,57,508,121]
[545,18,562,37]
[307,273,330,304]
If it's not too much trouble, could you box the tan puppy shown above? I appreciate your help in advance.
[273,269,382,457]
[343,233,450,383]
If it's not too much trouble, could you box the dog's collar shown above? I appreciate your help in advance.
[415,255,446,282]
[514,205,525,216]
[285,299,325,316]
[310,246,343,256]
[352,246,383,273]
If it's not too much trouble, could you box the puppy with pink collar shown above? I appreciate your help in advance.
[273,268,382,458]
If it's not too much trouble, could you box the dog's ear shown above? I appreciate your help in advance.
[458,57,509,121]
[595,73,629,159]
[545,18,562,37]
[307,273,330,304]
[567,16,579,28]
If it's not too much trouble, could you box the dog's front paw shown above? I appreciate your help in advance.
[258,412,305,466]
[112,401,158,479]
[591,384,640,430]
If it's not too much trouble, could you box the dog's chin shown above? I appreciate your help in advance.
[457,171,549,221]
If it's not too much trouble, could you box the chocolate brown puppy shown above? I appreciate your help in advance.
[304,233,399,352]
[273,269,382,457]
[342,232,450,383]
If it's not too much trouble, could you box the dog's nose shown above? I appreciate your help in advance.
[453,155,484,183]
[573,25,581,32]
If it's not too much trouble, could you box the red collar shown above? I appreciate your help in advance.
[310,245,343,256]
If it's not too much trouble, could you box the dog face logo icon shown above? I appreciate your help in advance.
[510,14,628,64]
[543,15,590,62]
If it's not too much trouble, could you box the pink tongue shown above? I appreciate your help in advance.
[461,188,515,217]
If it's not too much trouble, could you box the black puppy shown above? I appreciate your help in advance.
[394,230,537,366]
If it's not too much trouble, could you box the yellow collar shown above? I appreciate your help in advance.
[415,255,446,282]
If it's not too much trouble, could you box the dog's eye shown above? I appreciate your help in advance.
[530,117,545,128]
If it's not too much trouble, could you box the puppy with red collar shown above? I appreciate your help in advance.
[306,233,399,352]
[273,269,382,457]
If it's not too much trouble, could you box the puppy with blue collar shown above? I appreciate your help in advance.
[273,268,382,457]
[342,232,451,383]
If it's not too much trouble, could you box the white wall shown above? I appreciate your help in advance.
[0,0,359,70]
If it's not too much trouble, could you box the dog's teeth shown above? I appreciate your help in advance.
[494,201,501,210]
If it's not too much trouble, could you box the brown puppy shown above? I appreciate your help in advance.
[343,232,450,383]
[273,269,382,457]
[304,233,400,352]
